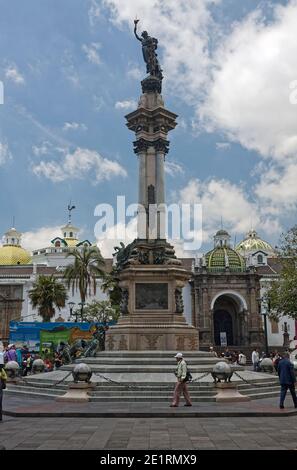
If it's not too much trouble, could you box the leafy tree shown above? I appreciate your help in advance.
[267,225,297,320]
[29,275,68,322]
[64,246,105,303]
[101,267,122,313]
[82,300,119,323]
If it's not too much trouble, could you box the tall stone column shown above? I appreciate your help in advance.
[137,150,148,239]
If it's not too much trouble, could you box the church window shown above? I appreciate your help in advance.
[257,254,263,264]
[55,241,61,248]
[271,320,279,334]
[70,232,73,237]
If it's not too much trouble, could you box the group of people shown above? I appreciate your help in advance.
[209,346,247,365]
[171,349,297,410]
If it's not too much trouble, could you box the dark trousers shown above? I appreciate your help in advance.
[280,384,297,407]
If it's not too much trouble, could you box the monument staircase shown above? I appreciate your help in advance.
[5,351,281,403]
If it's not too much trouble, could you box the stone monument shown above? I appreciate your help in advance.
[105,20,199,351]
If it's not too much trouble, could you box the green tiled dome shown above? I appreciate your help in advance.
[205,246,245,272]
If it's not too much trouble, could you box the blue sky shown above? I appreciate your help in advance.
[0,0,297,256]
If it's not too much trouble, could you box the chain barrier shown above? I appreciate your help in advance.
[93,370,212,389]
[234,370,278,389]
[15,370,73,389]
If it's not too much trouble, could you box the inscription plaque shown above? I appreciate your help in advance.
[135,283,168,310]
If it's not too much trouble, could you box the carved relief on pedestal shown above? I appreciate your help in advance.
[188,336,198,351]
[144,334,162,350]
[176,335,186,351]
[119,335,128,350]
[120,288,129,315]
[174,287,184,314]
[106,335,115,351]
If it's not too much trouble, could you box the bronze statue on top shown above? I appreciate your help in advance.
[134,19,163,86]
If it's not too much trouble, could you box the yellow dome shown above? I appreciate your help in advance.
[64,238,79,247]
[236,230,275,256]
[0,245,31,265]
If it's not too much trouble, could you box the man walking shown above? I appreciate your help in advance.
[277,352,297,409]
[252,348,259,372]
[170,352,192,407]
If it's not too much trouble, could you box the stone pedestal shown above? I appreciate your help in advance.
[214,382,251,403]
[55,382,95,403]
[105,258,199,351]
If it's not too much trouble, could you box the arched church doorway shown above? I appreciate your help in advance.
[212,293,246,346]
[214,309,233,346]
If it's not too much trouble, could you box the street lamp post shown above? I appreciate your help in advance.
[67,301,77,322]
[258,297,270,357]
[78,302,86,322]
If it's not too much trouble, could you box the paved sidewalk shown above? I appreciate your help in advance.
[0,414,297,450]
[2,394,297,417]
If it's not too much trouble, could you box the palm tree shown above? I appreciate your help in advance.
[64,246,106,303]
[28,275,68,322]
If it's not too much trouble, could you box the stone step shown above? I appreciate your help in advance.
[89,390,217,397]
[21,381,214,391]
[74,357,217,370]
[62,366,219,373]
[88,396,217,402]
[245,391,280,400]
[238,382,279,390]
[76,351,217,358]
[5,387,64,396]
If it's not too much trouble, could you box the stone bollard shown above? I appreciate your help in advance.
[4,361,20,383]
[32,359,45,374]
[260,358,274,374]
[212,361,250,403]
[56,363,95,402]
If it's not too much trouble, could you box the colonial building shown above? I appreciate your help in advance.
[190,228,297,350]
[191,229,263,349]
[0,222,110,342]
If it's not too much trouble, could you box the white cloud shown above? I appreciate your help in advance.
[32,147,127,183]
[178,178,281,241]
[22,226,62,251]
[115,99,137,110]
[32,141,52,157]
[63,122,88,132]
[255,161,297,211]
[165,161,184,176]
[89,0,101,27]
[127,65,143,80]
[93,95,106,111]
[0,141,13,165]
[5,64,25,85]
[200,2,297,161]
[82,43,101,65]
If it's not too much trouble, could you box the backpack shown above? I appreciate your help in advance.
[183,362,193,383]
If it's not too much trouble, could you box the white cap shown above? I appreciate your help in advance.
[175,352,183,358]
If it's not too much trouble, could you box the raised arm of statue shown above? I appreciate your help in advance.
[134,19,142,42]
